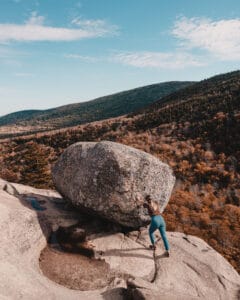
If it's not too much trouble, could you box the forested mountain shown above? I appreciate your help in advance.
[0,81,193,138]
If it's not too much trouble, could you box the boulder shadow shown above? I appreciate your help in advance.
[101,287,128,300]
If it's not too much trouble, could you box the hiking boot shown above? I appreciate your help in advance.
[149,244,156,250]
[165,250,170,257]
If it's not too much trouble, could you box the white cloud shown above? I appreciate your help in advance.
[71,17,119,36]
[72,17,105,27]
[111,51,205,69]
[0,13,118,42]
[114,17,240,69]
[64,54,99,62]
[172,17,240,60]
[26,11,45,26]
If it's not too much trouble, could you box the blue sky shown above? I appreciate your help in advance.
[0,0,239,116]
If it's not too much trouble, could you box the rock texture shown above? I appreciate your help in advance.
[0,179,240,300]
[126,230,240,300]
[0,179,104,300]
[52,141,175,228]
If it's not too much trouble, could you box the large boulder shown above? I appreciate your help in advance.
[52,141,176,227]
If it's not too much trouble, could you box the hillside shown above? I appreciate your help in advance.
[0,81,193,138]
[0,110,42,124]
[0,70,239,273]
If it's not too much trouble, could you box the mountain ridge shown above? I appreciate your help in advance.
[0,81,194,137]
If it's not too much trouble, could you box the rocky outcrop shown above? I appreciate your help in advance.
[0,179,239,300]
[52,141,175,228]
[0,179,107,300]
[126,230,240,300]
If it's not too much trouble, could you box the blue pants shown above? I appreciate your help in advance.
[149,215,170,250]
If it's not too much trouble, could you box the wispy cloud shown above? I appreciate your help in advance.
[112,16,240,69]
[111,51,205,69]
[0,12,118,42]
[64,53,99,62]
[26,11,45,26]
[172,17,240,60]
[71,17,119,36]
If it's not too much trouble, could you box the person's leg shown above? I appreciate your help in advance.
[149,218,158,245]
[158,218,170,251]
